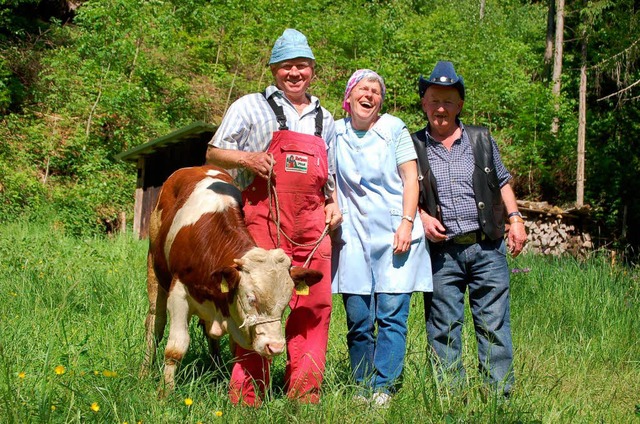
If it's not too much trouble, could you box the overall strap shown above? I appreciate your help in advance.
[264,91,288,131]
[314,105,323,137]
[263,90,324,137]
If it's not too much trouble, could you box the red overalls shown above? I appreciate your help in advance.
[229,97,332,406]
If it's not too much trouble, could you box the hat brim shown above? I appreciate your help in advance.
[418,75,465,99]
[269,50,316,65]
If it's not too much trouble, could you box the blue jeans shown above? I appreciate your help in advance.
[424,238,514,395]
[342,292,411,394]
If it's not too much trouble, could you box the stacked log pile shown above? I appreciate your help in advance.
[515,200,593,257]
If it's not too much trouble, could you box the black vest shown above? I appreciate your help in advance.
[411,125,505,240]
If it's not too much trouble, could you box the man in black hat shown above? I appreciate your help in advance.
[412,60,527,398]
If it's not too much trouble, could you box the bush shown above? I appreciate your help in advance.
[0,164,46,220]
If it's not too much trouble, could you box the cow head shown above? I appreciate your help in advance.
[215,247,322,357]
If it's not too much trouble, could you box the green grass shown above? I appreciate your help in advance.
[0,219,638,423]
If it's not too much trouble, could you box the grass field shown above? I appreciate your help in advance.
[0,219,638,423]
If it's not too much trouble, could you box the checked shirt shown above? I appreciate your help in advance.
[424,123,511,238]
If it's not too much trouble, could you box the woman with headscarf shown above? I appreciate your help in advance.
[331,69,432,407]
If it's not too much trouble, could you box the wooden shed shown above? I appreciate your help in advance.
[116,121,217,239]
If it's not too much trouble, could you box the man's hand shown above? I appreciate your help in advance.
[419,210,447,243]
[238,152,275,180]
[507,221,527,257]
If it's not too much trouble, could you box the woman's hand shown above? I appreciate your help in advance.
[393,220,413,254]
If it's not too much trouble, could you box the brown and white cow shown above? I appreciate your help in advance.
[141,165,322,394]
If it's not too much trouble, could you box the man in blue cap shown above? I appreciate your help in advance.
[412,61,527,398]
[206,28,342,406]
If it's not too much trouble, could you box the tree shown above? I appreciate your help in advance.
[550,0,564,135]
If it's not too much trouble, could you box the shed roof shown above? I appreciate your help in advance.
[116,121,217,162]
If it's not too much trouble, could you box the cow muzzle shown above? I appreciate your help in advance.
[264,340,285,356]
[250,318,287,357]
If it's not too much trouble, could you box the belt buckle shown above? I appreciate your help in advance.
[453,232,477,244]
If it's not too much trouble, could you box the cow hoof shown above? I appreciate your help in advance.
[157,387,170,399]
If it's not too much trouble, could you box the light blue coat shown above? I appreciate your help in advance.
[331,114,432,295]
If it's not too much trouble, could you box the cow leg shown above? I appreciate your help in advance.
[206,335,222,368]
[198,320,222,368]
[161,280,191,396]
[141,252,168,377]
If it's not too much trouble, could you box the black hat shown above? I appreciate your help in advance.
[418,61,465,100]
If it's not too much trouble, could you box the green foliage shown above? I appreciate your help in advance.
[0,0,639,249]
[0,0,42,40]
[0,163,46,218]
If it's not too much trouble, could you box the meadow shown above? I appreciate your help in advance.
[0,219,638,423]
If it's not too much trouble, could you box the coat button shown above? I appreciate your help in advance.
[484,167,491,173]
[251,186,256,191]
[478,202,486,209]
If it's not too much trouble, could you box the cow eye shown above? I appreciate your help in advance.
[246,294,256,307]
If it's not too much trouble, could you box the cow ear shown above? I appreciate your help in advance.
[212,266,241,294]
[290,266,323,287]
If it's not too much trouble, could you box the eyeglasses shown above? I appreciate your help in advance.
[431,76,456,83]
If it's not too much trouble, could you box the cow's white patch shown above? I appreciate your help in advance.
[205,169,224,178]
[164,177,235,257]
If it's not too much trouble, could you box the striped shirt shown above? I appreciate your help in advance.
[424,122,512,237]
[210,85,336,191]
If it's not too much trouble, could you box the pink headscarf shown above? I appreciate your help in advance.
[342,69,386,114]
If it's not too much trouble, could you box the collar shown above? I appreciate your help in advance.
[341,114,391,141]
[425,119,464,145]
[265,85,319,112]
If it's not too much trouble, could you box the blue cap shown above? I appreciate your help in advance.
[419,61,465,99]
[269,29,315,65]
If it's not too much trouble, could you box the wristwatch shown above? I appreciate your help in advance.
[508,211,524,224]
[401,215,414,223]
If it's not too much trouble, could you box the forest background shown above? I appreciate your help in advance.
[1,0,639,257]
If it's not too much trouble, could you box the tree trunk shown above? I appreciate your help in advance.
[576,38,587,207]
[551,0,565,135]
[480,0,486,20]
[544,0,555,83]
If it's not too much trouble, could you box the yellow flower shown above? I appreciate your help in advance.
[51,405,56,411]
[184,398,193,406]
[18,372,26,379]
[94,370,100,375]
[215,410,223,417]
[103,370,117,377]
[54,365,66,375]
[91,402,100,412]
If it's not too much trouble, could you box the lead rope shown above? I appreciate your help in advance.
[265,153,330,268]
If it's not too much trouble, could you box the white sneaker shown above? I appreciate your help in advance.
[371,392,392,408]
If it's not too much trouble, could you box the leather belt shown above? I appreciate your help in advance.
[451,230,485,245]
